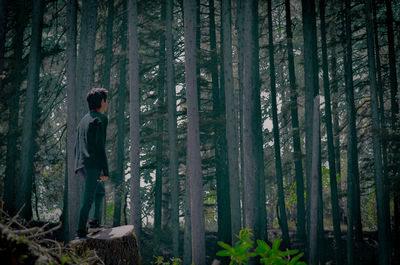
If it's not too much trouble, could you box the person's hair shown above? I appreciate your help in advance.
[87,88,108,111]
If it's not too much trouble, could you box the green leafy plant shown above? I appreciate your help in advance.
[217,228,306,265]
[152,256,182,265]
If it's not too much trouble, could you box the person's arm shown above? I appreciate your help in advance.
[94,118,109,177]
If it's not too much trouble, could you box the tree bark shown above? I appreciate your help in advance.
[65,0,78,242]
[267,0,290,249]
[114,0,127,228]
[128,0,141,243]
[0,0,7,96]
[242,0,265,248]
[318,0,342,263]
[301,0,320,262]
[16,0,44,221]
[4,0,26,216]
[222,0,240,244]
[284,0,305,241]
[165,0,179,257]
[103,0,114,93]
[365,0,390,264]
[154,0,166,242]
[184,0,206,263]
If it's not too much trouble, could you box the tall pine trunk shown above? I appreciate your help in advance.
[183,0,206,264]
[4,0,26,216]
[166,0,179,257]
[284,0,305,241]
[301,0,320,262]
[211,0,231,252]
[154,0,166,243]
[0,0,7,95]
[365,0,390,264]
[222,0,241,243]
[65,0,77,242]
[128,0,141,243]
[318,0,342,263]
[16,0,44,221]
[242,0,266,248]
[344,0,357,262]
[114,0,127,227]
[267,0,289,249]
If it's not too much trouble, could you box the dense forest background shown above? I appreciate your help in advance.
[0,0,399,264]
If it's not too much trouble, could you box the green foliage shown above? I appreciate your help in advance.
[216,228,306,265]
[152,256,182,265]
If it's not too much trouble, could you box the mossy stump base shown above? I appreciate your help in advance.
[70,225,141,265]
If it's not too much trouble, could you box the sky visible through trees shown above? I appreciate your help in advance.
[0,0,399,264]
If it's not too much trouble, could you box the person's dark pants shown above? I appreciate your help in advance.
[77,167,105,237]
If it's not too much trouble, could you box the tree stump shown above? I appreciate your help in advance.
[70,225,141,265]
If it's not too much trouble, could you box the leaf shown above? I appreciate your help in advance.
[216,250,231,257]
[235,243,251,255]
[272,238,281,251]
[218,241,234,251]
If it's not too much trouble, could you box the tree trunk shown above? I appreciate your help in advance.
[65,0,78,242]
[165,0,179,257]
[69,0,98,241]
[4,0,26,216]
[242,0,265,249]
[128,0,141,243]
[318,0,342,263]
[344,1,357,262]
[222,0,240,245]
[284,0,305,242]
[344,0,363,245]
[301,0,320,261]
[114,0,127,228]
[103,0,114,93]
[365,1,390,264]
[183,175,192,265]
[16,0,44,221]
[154,0,166,246]
[267,0,290,249]
[76,0,98,119]
[184,0,206,263]
[0,0,7,96]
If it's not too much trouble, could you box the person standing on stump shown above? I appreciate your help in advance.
[74,88,110,239]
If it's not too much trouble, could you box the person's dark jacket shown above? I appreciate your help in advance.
[74,111,109,176]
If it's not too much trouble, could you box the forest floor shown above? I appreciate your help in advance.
[140,226,381,265]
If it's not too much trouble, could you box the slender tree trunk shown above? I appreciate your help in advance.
[385,0,400,259]
[267,0,289,249]
[0,0,7,96]
[222,0,241,244]
[154,0,166,243]
[211,0,231,253]
[103,0,114,92]
[65,0,77,242]
[242,0,265,249]
[344,0,363,244]
[284,0,305,241]
[166,0,179,257]
[113,0,127,227]
[301,0,320,262]
[16,0,44,221]
[344,0,356,262]
[184,0,206,264]
[76,0,98,118]
[309,96,321,265]
[365,1,390,264]
[318,0,342,263]
[4,0,26,216]
[183,175,192,265]
[128,0,141,243]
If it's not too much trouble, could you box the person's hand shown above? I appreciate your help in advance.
[99,176,109,182]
